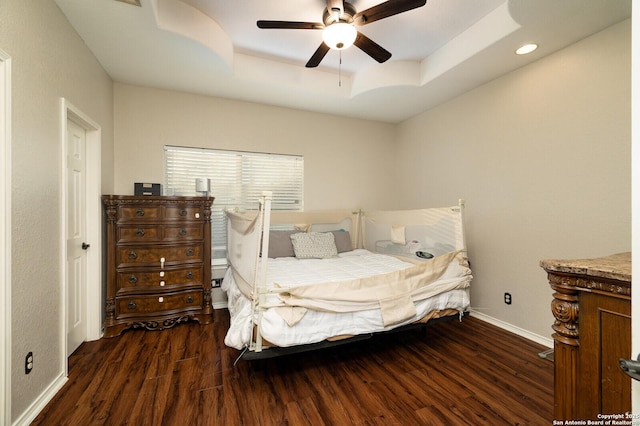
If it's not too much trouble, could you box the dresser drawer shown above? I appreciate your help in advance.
[163,224,203,240]
[118,205,162,221]
[116,244,202,267]
[116,266,204,293]
[117,224,203,243]
[117,225,161,243]
[116,290,203,318]
[164,205,204,221]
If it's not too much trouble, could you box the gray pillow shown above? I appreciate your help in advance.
[267,230,297,258]
[332,231,352,253]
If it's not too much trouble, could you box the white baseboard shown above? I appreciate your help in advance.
[12,373,68,426]
[212,301,228,310]
[469,309,553,349]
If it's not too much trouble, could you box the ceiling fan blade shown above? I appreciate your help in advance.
[257,20,324,30]
[354,0,427,26]
[354,32,392,63]
[306,43,331,68]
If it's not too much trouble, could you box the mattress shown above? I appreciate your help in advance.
[222,249,471,350]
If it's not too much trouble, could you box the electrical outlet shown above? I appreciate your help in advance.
[25,352,33,374]
[504,293,512,305]
[212,278,223,288]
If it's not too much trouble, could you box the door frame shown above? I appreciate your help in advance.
[59,99,102,370]
[0,48,12,426]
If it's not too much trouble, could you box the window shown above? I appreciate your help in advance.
[164,146,304,268]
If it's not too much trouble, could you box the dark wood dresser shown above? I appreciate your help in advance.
[540,252,631,421]
[102,195,214,337]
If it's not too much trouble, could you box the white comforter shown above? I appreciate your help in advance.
[222,249,471,350]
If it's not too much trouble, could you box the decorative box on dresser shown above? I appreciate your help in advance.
[540,252,631,421]
[102,195,214,337]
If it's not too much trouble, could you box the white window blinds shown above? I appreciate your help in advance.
[164,145,304,265]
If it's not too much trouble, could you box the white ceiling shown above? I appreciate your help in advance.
[54,0,631,123]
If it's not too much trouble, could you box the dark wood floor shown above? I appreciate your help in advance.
[32,311,553,425]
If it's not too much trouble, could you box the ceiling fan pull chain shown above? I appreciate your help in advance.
[339,50,342,87]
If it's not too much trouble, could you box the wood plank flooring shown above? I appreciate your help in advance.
[32,311,553,425]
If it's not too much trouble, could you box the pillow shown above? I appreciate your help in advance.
[290,232,338,259]
[267,230,297,258]
[331,230,353,253]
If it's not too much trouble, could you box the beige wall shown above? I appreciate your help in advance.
[113,83,397,211]
[395,20,631,339]
[113,85,398,306]
[0,0,114,421]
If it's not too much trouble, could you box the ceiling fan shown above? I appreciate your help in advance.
[257,0,427,68]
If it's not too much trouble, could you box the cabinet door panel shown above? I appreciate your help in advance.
[600,308,631,414]
[578,292,631,417]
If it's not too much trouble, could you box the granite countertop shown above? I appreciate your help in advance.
[540,252,631,283]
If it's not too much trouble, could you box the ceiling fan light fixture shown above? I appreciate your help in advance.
[322,23,357,50]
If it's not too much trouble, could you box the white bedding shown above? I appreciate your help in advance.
[222,249,470,350]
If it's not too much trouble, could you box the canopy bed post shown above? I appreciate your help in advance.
[251,191,272,354]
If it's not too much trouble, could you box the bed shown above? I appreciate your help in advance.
[222,192,472,360]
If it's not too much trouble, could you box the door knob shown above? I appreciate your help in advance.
[619,355,640,381]
[82,242,90,250]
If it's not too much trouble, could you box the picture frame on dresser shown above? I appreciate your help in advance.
[102,195,214,337]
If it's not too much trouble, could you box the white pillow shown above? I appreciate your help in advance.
[290,232,338,259]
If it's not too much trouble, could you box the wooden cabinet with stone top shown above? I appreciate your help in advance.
[541,252,631,421]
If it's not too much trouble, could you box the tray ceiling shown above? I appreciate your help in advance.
[54,0,631,123]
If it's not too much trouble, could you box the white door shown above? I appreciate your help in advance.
[66,119,87,355]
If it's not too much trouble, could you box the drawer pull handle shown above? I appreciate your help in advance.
[186,295,194,303]
[179,228,187,236]
[186,271,194,279]
[128,275,138,284]
[136,208,144,217]
[160,257,165,268]
[180,208,187,216]
[136,228,145,237]
[186,248,194,256]
[158,297,164,303]
[160,280,165,287]
[127,301,137,310]
[128,251,137,260]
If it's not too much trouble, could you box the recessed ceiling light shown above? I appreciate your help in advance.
[516,44,538,55]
